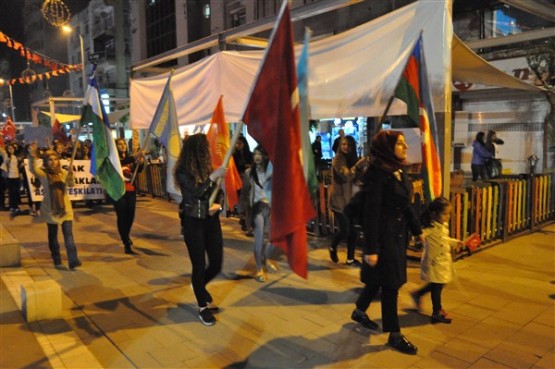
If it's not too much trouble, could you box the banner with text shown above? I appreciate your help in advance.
[24,159,106,202]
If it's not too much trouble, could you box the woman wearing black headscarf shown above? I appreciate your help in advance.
[351,130,423,355]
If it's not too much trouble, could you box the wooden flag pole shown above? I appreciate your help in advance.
[208,121,243,206]
[129,131,149,185]
[65,124,84,186]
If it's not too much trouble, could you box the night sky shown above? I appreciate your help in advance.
[0,0,88,120]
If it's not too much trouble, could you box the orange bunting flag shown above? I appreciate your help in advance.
[206,96,243,210]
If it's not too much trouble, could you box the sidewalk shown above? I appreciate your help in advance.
[1,196,554,369]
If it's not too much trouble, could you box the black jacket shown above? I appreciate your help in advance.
[176,168,220,220]
[360,165,422,289]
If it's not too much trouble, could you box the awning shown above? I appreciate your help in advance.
[452,35,541,92]
[41,109,130,124]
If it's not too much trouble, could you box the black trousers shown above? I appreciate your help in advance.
[471,164,487,181]
[7,178,20,210]
[182,215,223,308]
[415,282,444,312]
[331,211,357,260]
[355,284,400,333]
[112,190,136,246]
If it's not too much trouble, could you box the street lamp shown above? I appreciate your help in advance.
[0,78,15,121]
[62,25,86,95]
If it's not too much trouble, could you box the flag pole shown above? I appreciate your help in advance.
[66,67,94,185]
[210,1,289,206]
[208,121,243,205]
[65,124,84,184]
[130,69,175,184]
[238,0,289,121]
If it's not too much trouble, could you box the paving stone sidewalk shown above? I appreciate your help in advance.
[1,197,554,368]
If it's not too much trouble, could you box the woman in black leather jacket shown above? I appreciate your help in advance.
[174,134,226,326]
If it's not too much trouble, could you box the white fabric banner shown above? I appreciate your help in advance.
[130,1,451,129]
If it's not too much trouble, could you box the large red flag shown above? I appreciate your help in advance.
[242,2,315,279]
[1,116,16,141]
[207,96,242,210]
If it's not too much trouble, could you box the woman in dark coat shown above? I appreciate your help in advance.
[351,130,423,355]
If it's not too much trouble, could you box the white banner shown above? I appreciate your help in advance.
[24,159,106,202]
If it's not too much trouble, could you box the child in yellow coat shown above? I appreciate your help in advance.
[410,197,466,324]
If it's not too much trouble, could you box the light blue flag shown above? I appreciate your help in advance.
[297,28,318,195]
[148,71,182,199]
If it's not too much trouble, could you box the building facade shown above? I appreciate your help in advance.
[66,0,131,100]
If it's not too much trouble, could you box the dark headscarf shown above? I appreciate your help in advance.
[369,130,407,173]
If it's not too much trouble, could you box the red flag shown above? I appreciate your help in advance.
[52,119,70,144]
[1,116,16,141]
[206,96,242,210]
[242,2,315,279]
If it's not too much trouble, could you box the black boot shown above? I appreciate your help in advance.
[124,241,137,255]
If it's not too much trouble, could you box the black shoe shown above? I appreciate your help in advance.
[125,248,138,255]
[69,260,82,270]
[329,247,338,263]
[346,259,362,267]
[199,308,216,326]
[351,309,379,330]
[388,334,418,355]
[431,309,452,324]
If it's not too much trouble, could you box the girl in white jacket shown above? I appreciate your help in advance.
[410,197,464,324]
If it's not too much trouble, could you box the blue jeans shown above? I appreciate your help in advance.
[47,221,79,265]
[253,202,275,270]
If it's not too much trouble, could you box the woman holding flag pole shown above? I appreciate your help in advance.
[27,142,82,270]
[112,138,144,255]
[175,133,226,326]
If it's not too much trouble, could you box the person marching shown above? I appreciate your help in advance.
[112,138,144,255]
[27,143,82,270]
[351,130,423,355]
[0,143,23,216]
[411,197,467,324]
[239,145,278,282]
[329,135,367,266]
[175,133,226,326]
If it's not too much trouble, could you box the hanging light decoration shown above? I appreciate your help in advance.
[41,0,71,27]
[21,61,37,84]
